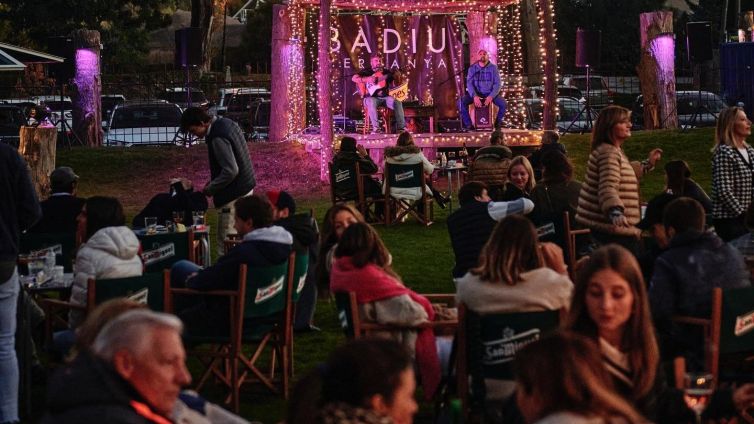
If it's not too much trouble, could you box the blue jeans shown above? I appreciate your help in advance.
[365,96,405,131]
[457,93,507,128]
[0,269,19,423]
[171,260,202,287]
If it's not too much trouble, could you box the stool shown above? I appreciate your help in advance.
[363,104,392,134]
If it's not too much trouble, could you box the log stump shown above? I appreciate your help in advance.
[19,126,57,199]
[637,11,677,130]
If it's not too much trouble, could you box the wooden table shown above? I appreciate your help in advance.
[403,104,438,133]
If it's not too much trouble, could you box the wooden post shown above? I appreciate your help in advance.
[19,126,57,199]
[270,4,305,142]
[72,29,103,146]
[318,0,334,182]
[537,0,558,130]
[637,11,677,130]
[521,0,542,86]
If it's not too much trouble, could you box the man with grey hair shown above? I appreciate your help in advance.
[42,310,192,423]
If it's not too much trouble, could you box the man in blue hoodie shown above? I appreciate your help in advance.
[170,194,292,336]
[457,49,507,131]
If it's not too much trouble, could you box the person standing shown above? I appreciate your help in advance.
[457,49,508,131]
[352,55,406,134]
[0,142,41,424]
[711,106,754,241]
[181,107,256,257]
[575,105,662,255]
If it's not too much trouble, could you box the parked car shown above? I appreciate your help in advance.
[101,94,126,126]
[631,91,728,129]
[524,97,596,133]
[224,93,271,139]
[105,100,183,146]
[209,87,271,116]
[0,105,26,148]
[158,88,209,110]
[37,95,73,132]
[526,85,583,101]
[0,98,38,122]
[561,75,613,109]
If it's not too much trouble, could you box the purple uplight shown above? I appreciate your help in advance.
[74,48,99,116]
[650,34,674,74]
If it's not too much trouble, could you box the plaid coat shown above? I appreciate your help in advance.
[711,144,754,219]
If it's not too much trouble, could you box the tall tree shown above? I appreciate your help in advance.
[0,0,176,72]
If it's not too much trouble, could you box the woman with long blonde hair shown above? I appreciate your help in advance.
[456,215,572,402]
[711,106,754,241]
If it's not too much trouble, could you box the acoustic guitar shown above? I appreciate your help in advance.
[357,69,409,101]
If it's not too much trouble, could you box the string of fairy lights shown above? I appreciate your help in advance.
[287,0,558,161]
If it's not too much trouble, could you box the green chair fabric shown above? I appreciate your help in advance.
[90,272,166,311]
[137,231,193,273]
[291,251,309,303]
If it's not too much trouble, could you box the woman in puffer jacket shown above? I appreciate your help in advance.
[575,106,662,255]
[384,131,448,208]
[68,196,143,329]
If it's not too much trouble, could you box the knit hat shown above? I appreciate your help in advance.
[266,190,296,215]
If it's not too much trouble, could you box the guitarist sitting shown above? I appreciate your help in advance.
[352,55,406,134]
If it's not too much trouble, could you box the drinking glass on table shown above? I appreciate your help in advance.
[192,211,205,227]
[172,210,185,225]
[684,372,714,424]
[145,216,158,235]
[28,259,46,283]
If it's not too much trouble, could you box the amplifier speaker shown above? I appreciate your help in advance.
[576,28,601,68]
[175,28,202,68]
[47,36,75,81]
[687,22,713,63]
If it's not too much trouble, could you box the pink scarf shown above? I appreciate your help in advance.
[331,256,441,400]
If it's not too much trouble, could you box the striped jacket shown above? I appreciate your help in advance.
[576,143,643,237]
[711,144,754,219]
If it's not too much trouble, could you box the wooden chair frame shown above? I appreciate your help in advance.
[335,291,457,340]
[329,161,384,223]
[165,253,296,412]
[383,162,434,226]
[563,210,590,280]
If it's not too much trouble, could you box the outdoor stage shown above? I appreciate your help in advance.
[296,128,544,164]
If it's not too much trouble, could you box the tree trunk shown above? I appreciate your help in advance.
[19,126,57,199]
[637,11,677,130]
[537,0,557,130]
[318,0,334,182]
[270,4,305,142]
[72,29,102,147]
[466,12,498,66]
[192,0,214,73]
[521,0,542,86]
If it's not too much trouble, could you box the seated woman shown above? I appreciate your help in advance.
[68,196,142,329]
[456,214,572,403]
[330,222,442,398]
[501,155,535,201]
[384,131,447,208]
[314,203,365,298]
[288,339,418,424]
[566,244,754,422]
[515,332,644,424]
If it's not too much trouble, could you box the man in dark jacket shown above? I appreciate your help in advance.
[649,197,750,365]
[331,136,383,219]
[170,194,292,336]
[28,166,85,234]
[131,178,208,229]
[447,181,533,279]
[181,107,256,257]
[42,310,191,423]
[266,190,320,332]
[0,143,40,423]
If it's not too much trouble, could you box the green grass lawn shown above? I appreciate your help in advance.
[45,128,715,423]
